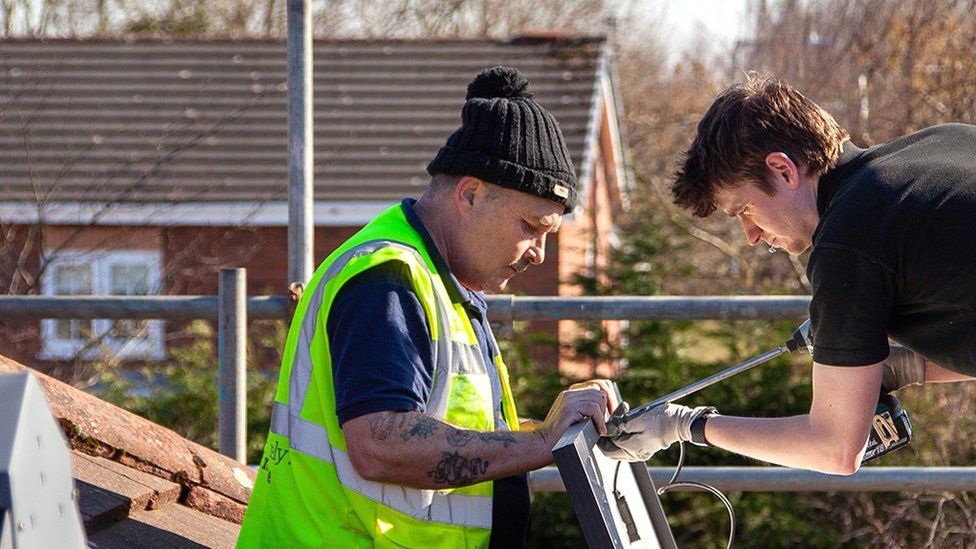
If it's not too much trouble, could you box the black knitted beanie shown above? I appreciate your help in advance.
[426,66,579,213]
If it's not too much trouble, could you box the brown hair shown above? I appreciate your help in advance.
[672,74,849,217]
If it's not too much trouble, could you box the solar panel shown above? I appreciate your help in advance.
[553,419,677,549]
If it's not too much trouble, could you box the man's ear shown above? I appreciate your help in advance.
[765,152,800,190]
[454,176,485,218]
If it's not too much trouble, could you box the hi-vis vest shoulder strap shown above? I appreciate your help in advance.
[237,204,520,549]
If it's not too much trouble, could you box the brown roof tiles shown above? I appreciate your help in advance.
[0,354,254,546]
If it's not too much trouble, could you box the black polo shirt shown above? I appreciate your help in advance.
[807,123,976,374]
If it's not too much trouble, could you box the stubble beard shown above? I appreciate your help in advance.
[483,264,525,294]
[482,276,509,294]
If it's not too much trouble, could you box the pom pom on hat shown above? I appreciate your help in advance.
[465,66,533,101]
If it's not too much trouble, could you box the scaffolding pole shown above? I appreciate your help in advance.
[287,0,314,285]
[218,268,247,463]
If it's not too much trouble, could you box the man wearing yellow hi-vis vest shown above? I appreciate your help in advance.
[237,66,617,548]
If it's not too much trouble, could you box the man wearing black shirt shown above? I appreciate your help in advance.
[604,75,975,474]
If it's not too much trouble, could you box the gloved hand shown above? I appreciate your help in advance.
[882,345,925,392]
[600,404,717,462]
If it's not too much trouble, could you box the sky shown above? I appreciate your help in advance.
[645,0,751,64]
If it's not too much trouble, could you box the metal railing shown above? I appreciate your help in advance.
[527,466,976,493]
[0,291,808,464]
[0,294,289,320]
[5,289,974,494]
[0,294,810,322]
[483,295,809,323]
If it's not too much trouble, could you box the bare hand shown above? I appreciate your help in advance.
[567,379,620,413]
[538,380,616,448]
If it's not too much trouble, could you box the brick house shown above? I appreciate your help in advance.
[0,36,628,375]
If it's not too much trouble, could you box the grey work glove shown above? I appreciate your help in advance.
[600,404,717,462]
[882,345,926,392]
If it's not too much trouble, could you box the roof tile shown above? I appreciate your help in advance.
[0,355,255,511]
[0,37,605,204]
[1,353,250,546]
[73,451,181,532]
[87,504,240,549]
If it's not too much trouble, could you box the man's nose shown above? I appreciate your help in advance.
[526,236,547,265]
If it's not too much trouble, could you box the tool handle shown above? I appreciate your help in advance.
[618,346,790,423]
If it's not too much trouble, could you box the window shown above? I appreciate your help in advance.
[41,250,164,360]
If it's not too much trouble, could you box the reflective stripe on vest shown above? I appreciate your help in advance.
[268,238,509,530]
[269,402,493,529]
[286,240,452,421]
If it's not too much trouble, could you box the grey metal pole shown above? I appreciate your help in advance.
[0,295,807,321]
[0,295,288,320]
[528,466,976,493]
[483,295,810,321]
[287,0,314,285]
[218,268,247,463]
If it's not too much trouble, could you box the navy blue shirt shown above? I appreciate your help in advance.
[327,199,530,546]
[329,199,504,425]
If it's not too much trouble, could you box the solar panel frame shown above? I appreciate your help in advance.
[553,419,677,549]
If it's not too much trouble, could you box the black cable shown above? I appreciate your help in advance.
[613,459,623,492]
[611,460,641,543]
[655,441,736,549]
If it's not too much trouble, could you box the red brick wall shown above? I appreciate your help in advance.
[0,225,169,373]
[0,223,41,367]
[161,226,359,296]
[157,223,564,372]
[4,96,623,379]
[1,213,605,377]
[556,117,623,379]
[1,210,609,377]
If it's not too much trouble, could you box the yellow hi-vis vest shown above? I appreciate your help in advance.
[237,203,520,548]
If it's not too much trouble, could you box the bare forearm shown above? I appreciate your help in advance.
[705,414,869,474]
[704,362,883,474]
[345,411,552,489]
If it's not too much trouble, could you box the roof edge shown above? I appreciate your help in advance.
[574,42,611,213]
[604,44,635,208]
[0,200,394,227]
[0,354,256,523]
[0,35,607,46]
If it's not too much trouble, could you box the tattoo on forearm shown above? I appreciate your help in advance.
[401,416,439,441]
[367,413,516,452]
[477,431,517,447]
[427,451,489,486]
[446,429,475,447]
[365,412,401,441]
[367,412,443,442]
[446,428,518,448]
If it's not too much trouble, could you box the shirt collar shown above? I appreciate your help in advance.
[400,198,483,307]
[816,140,865,216]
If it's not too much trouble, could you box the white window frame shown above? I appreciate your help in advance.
[40,249,165,361]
